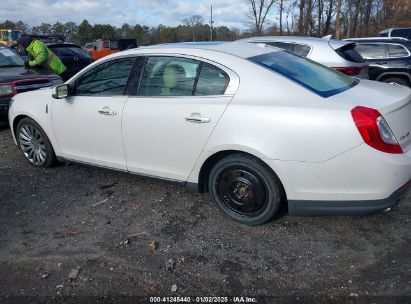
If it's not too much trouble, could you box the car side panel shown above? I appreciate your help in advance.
[268,144,411,201]
[8,88,60,155]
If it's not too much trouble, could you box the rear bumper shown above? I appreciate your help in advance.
[288,179,410,215]
[264,143,411,215]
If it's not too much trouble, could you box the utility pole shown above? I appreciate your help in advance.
[210,5,214,41]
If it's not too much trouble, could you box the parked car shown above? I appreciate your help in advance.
[87,39,138,60]
[0,45,62,117]
[379,28,411,39]
[8,42,411,225]
[346,37,411,87]
[45,42,93,80]
[238,36,369,78]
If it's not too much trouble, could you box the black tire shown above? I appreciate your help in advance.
[382,77,410,87]
[208,154,283,225]
[16,117,57,167]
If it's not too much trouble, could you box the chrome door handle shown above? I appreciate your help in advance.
[98,109,117,115]
[185,116,210,123]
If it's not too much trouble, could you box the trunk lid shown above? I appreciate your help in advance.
[383,97,411,152]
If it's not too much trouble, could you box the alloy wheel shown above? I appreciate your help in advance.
[18,124,47,166]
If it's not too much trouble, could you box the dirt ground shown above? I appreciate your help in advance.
[0,119,410,304]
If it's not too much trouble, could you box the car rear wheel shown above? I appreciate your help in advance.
[208,154,283,225]
[382,77,410,87]
[16,118,57,167]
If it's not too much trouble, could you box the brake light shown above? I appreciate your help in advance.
[333,66,363,76]
[351,106,403,154]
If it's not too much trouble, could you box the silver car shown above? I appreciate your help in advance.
[238,36,369,79]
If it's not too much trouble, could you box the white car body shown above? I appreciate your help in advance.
[8,42,411,218]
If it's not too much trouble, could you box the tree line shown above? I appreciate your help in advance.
[0,17,240,46]
[247,0,410,38]
[1,0,409,47]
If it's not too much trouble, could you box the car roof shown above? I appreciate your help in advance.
[346,37,409,42]
[345,38,411,46]
[44,42,82,48]
[238,36,352,48]
[380,27,411,31]
[124,41,281,59]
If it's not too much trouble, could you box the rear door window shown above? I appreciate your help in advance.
[248,51,356,98]
[138,57,231,97]
[195,63,230,96]
[388,44,409,58]
[139,57,200,96]
[265,42,310,57]
[266,42,294,52]
[354,44,387,59]
[293,44,311,57]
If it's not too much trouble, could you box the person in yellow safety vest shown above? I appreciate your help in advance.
[18,36,68,80]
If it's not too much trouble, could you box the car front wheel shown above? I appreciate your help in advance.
[208,154,283,225]
[16,118,57,167]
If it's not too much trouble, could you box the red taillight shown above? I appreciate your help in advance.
[351,106,403,154]
[333,66,363,76]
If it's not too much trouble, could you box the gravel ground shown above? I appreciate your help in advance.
[0,120,410,303]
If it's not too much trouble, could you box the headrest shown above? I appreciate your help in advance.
[163,64,186,89]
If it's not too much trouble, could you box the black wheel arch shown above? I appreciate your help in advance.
[376,72,411,83]
[197,150,287,200]
[13,115,55,152]
[13,115,29,142]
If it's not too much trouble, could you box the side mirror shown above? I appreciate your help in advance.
[52,84,69,99]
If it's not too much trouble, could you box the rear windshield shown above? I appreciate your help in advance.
[336,44,365,63]
[50,46,90,59]
[248,51,357,98]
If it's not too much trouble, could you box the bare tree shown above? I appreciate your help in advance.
[321,0,335,35]
[279,0,284,34]
[183,15,205,41]
[245,0,278,34]
[284,0,298,33]
[298,0,305,34]
[335,0,342,39]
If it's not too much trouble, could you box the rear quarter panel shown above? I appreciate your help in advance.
[201,64,363,163]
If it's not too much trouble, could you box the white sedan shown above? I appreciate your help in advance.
[8,42,411,225]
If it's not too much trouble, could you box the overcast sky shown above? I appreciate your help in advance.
[0,0,266,29]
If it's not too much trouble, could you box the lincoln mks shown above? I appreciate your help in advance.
[8,42,411,225]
